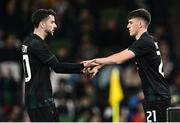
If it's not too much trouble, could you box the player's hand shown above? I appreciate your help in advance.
[82,67,92,78]
[81,59,99,68]
[82,65,102,78]
[81,59,103,78]
[88,65,102,77]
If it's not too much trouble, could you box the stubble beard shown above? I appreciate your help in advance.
[45,29,54,37]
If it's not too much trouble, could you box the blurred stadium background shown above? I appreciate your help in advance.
[0,0,180,122]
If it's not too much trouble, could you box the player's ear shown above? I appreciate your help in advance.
[40,22,45,28]
[139,20,143,28]
[139,19,146,28]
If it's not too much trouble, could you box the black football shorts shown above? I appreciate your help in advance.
[143,99,171,122]
[27,103,59,122]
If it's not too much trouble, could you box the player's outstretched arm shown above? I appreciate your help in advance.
[47,56,84,73]
[80,48,135,77]
[94,48,135,65]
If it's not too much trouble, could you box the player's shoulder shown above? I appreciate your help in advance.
[139,32,155,45]
[140,32,154,41]
[23,34,35,43]
[24,34,43,47]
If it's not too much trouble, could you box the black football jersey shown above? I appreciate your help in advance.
[128,32,171,102]
[22,34,56,108]
[22,34,83,108]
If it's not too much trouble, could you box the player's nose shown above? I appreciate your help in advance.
[127,24,130,29]
[54,24,57,29]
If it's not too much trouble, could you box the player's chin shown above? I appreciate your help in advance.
[129,32,134,36]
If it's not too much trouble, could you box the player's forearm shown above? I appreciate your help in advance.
[95,56,118,65]
[106,53,125,64]
[96,49,135,65]
[55,63,83,73]
[47,57,83,73]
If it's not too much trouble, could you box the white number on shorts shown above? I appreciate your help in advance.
[146,110,156,122]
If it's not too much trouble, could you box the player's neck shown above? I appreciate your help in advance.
[135,28,147,40]
[33,28,47,40]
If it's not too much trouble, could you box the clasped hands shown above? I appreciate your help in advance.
[81,59,102,78]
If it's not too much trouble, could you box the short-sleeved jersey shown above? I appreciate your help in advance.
[22,34,55,109]
[128,32,171,102]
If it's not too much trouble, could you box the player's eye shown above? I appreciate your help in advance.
[51,21,55,24]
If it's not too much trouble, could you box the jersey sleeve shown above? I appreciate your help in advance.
[47,56,84,73]
[31,41,55,64]
[128,38,153,57]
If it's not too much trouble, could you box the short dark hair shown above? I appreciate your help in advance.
[32,9,56,28]
[127,8,151,26]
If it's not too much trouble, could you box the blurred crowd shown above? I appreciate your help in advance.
[0,0,180,122]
